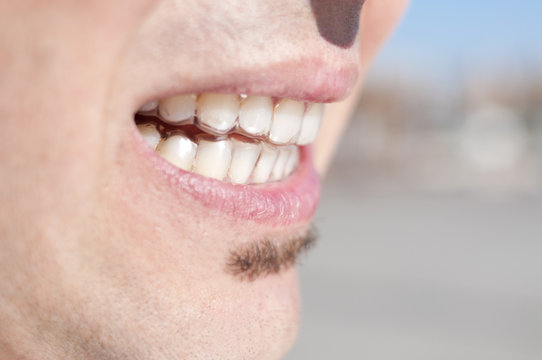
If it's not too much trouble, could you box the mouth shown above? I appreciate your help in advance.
[133,92,325,225]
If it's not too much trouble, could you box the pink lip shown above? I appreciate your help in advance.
[144,142,320,226]
[133,57,360,112]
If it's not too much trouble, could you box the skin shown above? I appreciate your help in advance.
[0,0,407,359]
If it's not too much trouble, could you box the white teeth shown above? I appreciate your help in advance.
[147,93,325,146]
[297,103,324,145]
[283,146,299,177]
[251,144,279,184]
[238,96,273,137]
[139,100,158,113]
[158,94,196,124]
[136,93,323,184]
[228,139,261,185]
[193,138,232,181]
[156,134,197,171]
[197,94,239,133]
[140,124,301,184]
[269,99,304,145]
[136,123,161,150]
[271,147,290,181]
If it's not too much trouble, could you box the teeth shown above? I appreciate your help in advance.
[197,94,239,133]
[283,146,299,177]
[297,103,324,145]
[158,94,196,124]
[136,93,324,185]
[228,139,261,184]
[269,99,304,145]
[143,125,300,185]
[146,93,324,146]
[271,147,290,181]
[139,100,158,113]
[251,144,279,184]
[238,96,273,136]
[156,134,197,171]
[193,138,232,181]
[136,123,161,150]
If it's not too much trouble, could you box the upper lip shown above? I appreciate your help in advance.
[133,55,360,111]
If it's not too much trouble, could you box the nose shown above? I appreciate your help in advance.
[310,0,365,48]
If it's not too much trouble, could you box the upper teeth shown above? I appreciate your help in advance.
[197,93,240,134]
[157,94,196,124]
[136,92,325,185]
[139,93,324,146]
[238,95,273,137]
[268,99,305,145]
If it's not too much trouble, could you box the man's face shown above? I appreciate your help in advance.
[0,0,407,358]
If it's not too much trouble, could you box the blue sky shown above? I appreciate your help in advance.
[376,0,542,69]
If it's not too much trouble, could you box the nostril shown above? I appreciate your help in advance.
[310,0,365,48]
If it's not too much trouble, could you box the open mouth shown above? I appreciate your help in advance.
[135,93,324,185]
[127,56,359,230]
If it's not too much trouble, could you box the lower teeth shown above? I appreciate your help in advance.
[136,121,299,185]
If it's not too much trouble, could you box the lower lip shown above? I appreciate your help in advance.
[139,129,321,226]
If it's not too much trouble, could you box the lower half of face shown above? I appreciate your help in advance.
[0,0,407,358]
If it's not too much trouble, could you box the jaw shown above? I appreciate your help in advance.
[83,105,313,358]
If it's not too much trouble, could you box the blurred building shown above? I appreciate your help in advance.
[334,63,542,198]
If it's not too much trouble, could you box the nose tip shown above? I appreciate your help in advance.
[310,0,365,48]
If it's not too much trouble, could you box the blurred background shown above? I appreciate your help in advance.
[286,0,542,359]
